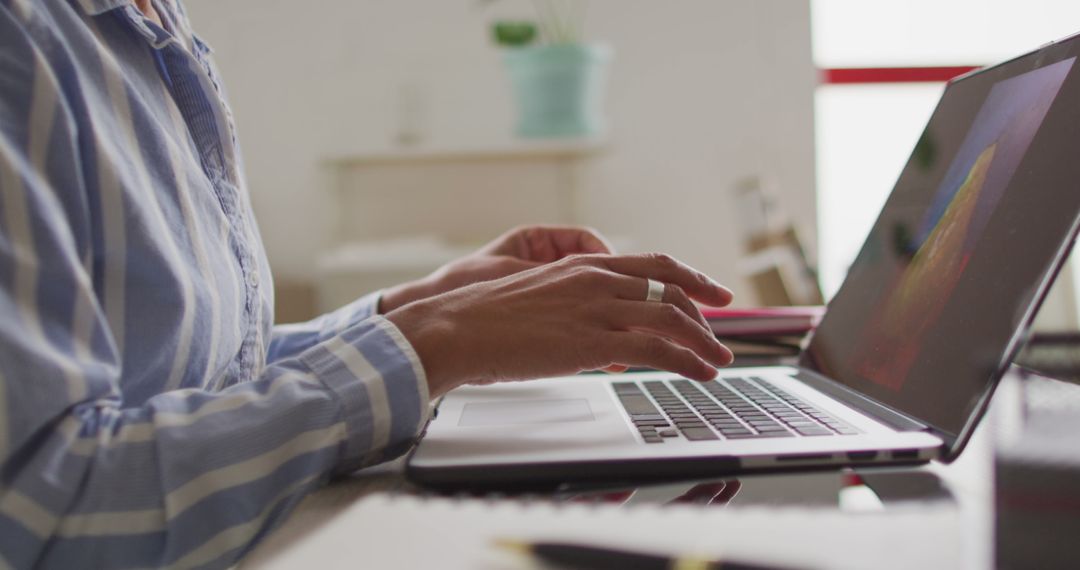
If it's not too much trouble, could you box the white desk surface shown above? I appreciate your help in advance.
[241,376,1017,570]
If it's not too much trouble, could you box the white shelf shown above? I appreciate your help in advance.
[324,137,608,166]
[316,137,604,311]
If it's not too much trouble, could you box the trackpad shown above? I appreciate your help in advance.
[458,399,595,427]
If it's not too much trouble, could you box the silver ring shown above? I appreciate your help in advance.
[645,279,665,303]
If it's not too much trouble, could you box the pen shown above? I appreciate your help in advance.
[494,539,798,570]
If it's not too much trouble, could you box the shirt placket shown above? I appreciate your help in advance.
[120,5,264,384]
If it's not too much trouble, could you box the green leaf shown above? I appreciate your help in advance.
[492,21,538,47]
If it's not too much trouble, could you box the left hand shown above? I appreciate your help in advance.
[378,225,614,314]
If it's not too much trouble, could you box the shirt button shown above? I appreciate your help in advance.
[247,271,259,288]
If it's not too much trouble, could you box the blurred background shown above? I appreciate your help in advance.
[184,0,1080,324]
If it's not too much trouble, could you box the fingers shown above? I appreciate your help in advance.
[586,253,733,307]
[521,225,615,262]
[654,280,710,329]
[589,271,710,329]
[562,226,614,256]
[605,332,721,382]
[605,300,733,368]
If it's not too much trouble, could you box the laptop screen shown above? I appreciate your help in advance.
[802,33,1080,438]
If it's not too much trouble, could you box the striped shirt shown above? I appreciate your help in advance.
[0,0,430,567]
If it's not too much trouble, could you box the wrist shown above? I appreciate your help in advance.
[385,301,462,398]
[379,277,435,314]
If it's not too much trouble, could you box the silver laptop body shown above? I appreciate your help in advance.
[408,32,1080,490]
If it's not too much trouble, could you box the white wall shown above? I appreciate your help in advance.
[184,0,817,305]
[576,1,817,301]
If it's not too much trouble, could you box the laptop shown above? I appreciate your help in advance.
[408,32,1080,490]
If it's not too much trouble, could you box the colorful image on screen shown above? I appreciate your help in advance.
[853,58,1075,391]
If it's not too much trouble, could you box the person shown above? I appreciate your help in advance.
[0,0,734,567]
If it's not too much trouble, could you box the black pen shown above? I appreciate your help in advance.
[494,539,799,570]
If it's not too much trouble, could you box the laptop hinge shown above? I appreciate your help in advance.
[794,368,930,433]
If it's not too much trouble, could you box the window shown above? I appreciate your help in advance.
[811,0,1080,298]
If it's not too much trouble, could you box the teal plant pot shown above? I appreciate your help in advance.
[503,44,612,138]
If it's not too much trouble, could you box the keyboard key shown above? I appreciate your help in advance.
[679,427,720,441]
[630,413,666,421]
[658,429,679,437]
[724,432,763,439]
[754,431,795,437]
[643,436,664,443]
[795,427,833,436]
[619,395,660,415]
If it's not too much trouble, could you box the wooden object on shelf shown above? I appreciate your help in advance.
[739,226,824,306]
[732,176,823,307]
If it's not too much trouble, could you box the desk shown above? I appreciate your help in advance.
[241,374,1021,570]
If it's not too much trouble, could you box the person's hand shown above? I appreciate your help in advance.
[378,225,613,314]
[384,253,735,398]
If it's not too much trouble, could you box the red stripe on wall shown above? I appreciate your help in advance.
[821,66,981,84]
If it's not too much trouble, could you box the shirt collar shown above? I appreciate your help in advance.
[75,0,178,49]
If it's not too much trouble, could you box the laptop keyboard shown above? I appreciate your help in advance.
[613,377,860,443]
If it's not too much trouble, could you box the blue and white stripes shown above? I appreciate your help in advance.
[0,1,430,567]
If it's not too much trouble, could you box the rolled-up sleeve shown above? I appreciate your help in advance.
[0,310,430,569]
[300,316,431,470]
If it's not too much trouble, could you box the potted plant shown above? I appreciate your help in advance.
[482,0,612,138]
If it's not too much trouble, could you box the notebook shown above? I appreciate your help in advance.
[242,492,961,570]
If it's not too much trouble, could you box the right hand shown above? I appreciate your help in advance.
[385,253,735,398]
